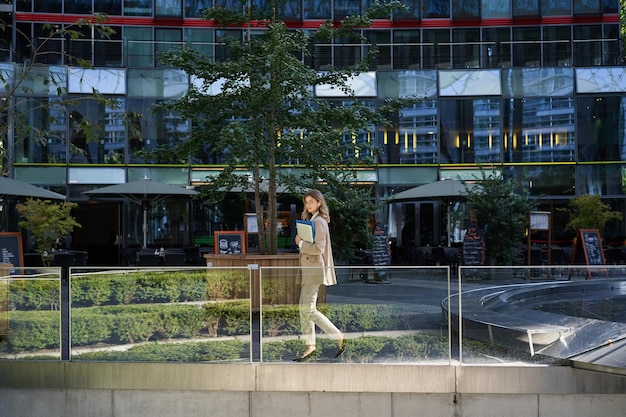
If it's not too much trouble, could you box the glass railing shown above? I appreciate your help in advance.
[68,266,252,363]
[2,263,625,369]
[0,267,62,360]
[259,265,452,364]
[454,265,626,366]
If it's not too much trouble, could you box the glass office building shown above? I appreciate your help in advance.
[1,0,624,263]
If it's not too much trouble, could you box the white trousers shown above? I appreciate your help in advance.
[298,283,342,346]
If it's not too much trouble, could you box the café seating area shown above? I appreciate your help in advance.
[23,249,88,267]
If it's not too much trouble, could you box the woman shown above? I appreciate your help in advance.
[294,189,344,361]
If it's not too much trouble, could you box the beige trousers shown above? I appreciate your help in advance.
[298,283,342,346]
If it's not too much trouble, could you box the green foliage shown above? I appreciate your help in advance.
[463,171,536,265]
[16,199,81,265]
[157,1,417,255]
[563,194,623,232]
[74,339,249,362]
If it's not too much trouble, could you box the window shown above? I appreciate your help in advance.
[482,0,510,18]
[155,0,183,17]
[542,26,571,67]
[124,0,152,16]
[393,30,420,70]
[304,0,331,19]
[155,29,182,67]
[512,27,540,67]
[95,26,123,67]
[541,0,570,16]
[503,98,575,163]
[185,0,212,17]
[65,0,93,14]
[439,98,501,164]
[95,0,123,14]
[577,96,626,163]
[34,0,61,13]
[14,97,67,164]
[125,27,153,67]
[423,0,450,18]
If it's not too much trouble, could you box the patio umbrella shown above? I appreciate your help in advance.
[0,176,66,200]
[388,179,478,246]
[83,177,198,248]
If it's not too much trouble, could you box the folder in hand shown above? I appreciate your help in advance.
[296,220,315,243]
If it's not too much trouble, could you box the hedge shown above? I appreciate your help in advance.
[1,302,422,354]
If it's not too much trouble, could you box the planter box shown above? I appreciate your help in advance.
[203,254,326,309]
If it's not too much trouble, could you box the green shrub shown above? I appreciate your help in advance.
[74,339,249,362]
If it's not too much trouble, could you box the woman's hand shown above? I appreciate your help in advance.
[295,235,301,246]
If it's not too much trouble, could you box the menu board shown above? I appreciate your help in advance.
[569,229,607,279]
[463,222,486,266]
[572,229,605,266]
[0,232,23,272]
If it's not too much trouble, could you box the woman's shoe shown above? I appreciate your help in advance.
[334,346,345,358]
[293,352,314,362]
[293,348,316,362]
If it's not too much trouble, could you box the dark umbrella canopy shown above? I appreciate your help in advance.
[83,177,198,248]
[388,179,476,202]
[0,177,66,200]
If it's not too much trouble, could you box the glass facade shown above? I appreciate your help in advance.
[2,0,625,253]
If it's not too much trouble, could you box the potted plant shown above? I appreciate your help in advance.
[563,194,622,234]
[16,198,81,266]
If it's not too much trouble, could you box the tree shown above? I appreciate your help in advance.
[158,0,414,256]
[463,171,536,266]
[0,13,125,173]
[16,199,81,265]
[564,194,622,233]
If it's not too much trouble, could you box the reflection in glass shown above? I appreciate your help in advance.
[304,0,331,19]
[124,0,152,16]
[422,0,449,18]
[573,0,600,15]
[439,98,501,164]
[155,0,183,17]
[577,96,626,163]
[481,0,509,18]
[506,165,574,196]
[577,165,626,196]
[14,97,67,164]
[392,0,419,19]
[503,98,575,163]
[394,100,438,164]
[69,98,125,164]
[541,0,571,16]
[185,0,212,17]
[125,26,153,67]
[453,0,480,19]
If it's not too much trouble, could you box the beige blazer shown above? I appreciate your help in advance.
[299,215,337,286]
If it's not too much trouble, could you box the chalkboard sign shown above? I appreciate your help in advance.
[370,231,391,282]
[214,231,246,255]
[0,232,23,273]
[463,222,486,266]
[570,229,607,279]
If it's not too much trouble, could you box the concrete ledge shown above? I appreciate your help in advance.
[2,363,626,417]
[1,362,625,394]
